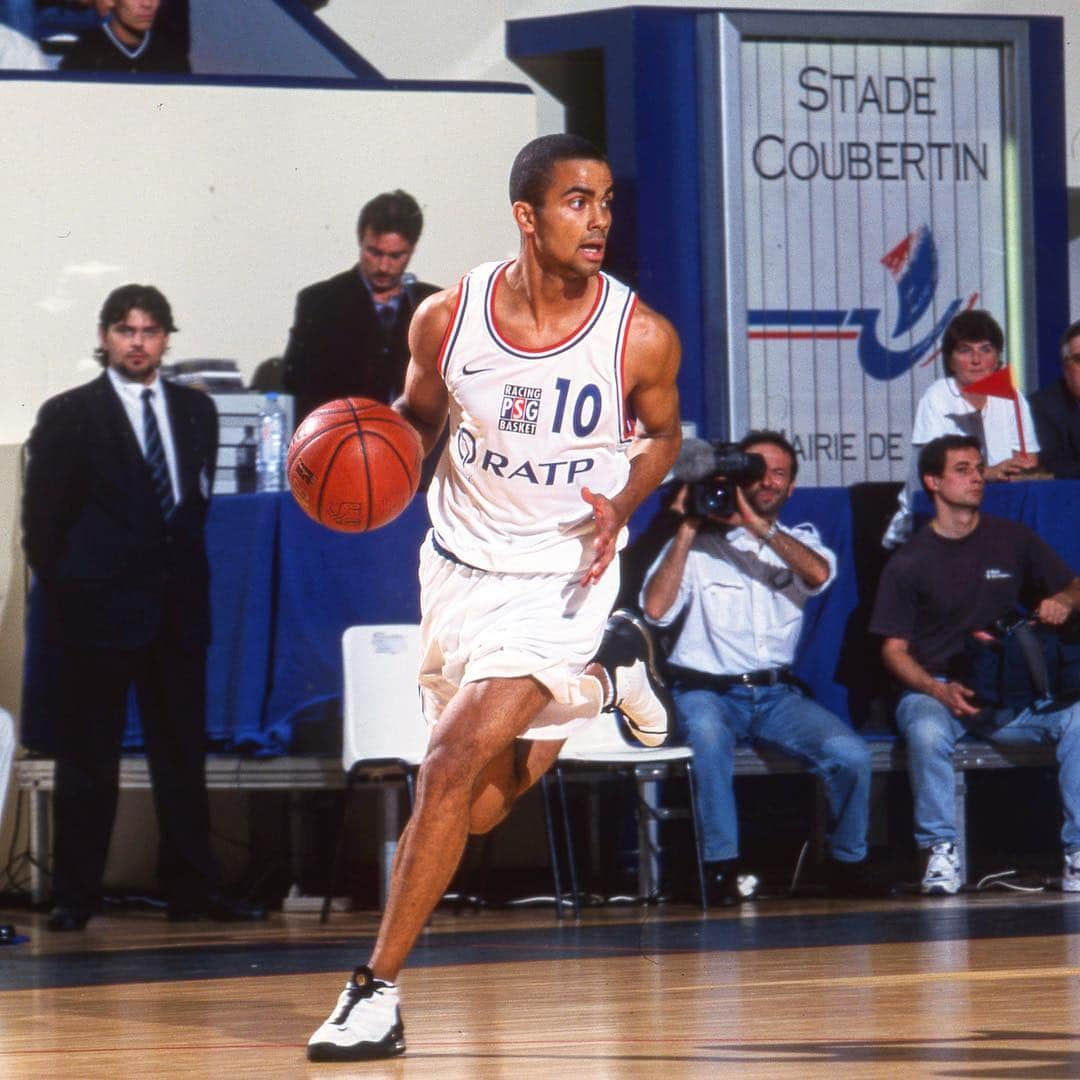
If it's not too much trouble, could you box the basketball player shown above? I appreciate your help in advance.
[307,134,682,1061]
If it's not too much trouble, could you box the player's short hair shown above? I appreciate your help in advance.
[918,434,982,492]
[941,309,1004,376]
[95,284,176,366]
[358,190,424,245]
[1060,318,1080,360]
[737,429,799,481]
[508,133,608,208]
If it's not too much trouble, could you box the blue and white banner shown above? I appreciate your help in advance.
[740,39,1006,484]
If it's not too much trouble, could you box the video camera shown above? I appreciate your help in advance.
[672,438,767,519]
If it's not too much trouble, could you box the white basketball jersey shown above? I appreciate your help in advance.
[427,260,637,574]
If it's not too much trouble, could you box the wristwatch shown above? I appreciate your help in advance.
[762,522,779,543]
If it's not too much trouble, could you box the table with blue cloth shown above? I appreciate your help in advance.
[20,480,1080,753]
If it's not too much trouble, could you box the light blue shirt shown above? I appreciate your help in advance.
[641,522,836,675]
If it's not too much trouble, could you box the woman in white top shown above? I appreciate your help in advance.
[883,309,1039,548]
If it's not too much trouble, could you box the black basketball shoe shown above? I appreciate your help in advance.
[592,609,672,747]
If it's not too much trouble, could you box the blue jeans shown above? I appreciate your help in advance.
[672,682,871,864]
[896,691,1080,851]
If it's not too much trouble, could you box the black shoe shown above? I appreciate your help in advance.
[167,892,268,923]
[706,860,759,907]
[46,905,92,931]
[592,609,672,747]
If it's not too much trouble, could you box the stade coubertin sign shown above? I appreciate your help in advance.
[718,24,1020,486]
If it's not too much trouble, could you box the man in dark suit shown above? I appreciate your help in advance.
[1031,319,1080,478]
[22,284,264,930]
[282,189,440,424]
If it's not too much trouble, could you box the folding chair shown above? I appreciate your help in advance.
[321,625,429,922]
[551,712,708,913]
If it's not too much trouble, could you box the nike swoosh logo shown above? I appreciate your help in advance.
[461,362,494,375]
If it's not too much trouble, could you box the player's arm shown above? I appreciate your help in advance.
[881,636,980,718]
[395,286,456,455]
[581,302,682,584]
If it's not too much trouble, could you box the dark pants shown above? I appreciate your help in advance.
[51,633,219,910]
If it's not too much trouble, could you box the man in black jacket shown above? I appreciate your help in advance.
[283,190,440,424]
[22,284,263,930]
[1030,319,1080,478]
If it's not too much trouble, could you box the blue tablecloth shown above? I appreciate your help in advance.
[21,480,1080,754]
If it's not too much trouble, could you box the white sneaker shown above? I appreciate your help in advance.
[593,609,671,747]
[921,841,962,895]
[307,966,406,1061]
[1062,851,1080,892]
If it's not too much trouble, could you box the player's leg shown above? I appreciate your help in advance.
[468,735,564,835]
[307,673,550,1062]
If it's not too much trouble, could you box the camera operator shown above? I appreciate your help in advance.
[640,430,873,902]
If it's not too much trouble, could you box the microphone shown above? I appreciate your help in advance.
[670,438,721,483]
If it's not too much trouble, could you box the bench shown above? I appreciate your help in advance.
[13,739,1060,904]
[586,738,1060,898]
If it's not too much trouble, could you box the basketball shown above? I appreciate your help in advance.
[286,397,423,533]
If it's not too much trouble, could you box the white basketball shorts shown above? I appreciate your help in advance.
[417,531,618,740]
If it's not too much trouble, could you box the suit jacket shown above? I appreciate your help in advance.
[1030,378,1080,479]
[282,267,440,423]
[22,371,218,650]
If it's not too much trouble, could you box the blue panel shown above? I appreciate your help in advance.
[508,8,709,433]
[1027,17,1070,389]
[627,10,706,433]
[510,6,1070,426]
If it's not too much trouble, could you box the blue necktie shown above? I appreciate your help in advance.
[142,388,176,519]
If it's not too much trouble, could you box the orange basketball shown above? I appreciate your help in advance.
[287,397,423,533]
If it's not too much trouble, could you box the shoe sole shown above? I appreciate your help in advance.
[609,610,671,747]
[920,882,961,896]
[307,1032,406,1062]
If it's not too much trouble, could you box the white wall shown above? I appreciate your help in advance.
[0,78,532,719]
[0,72,533,890]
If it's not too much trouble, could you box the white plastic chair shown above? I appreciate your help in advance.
[551,710,707,913]
[322,625,429,921]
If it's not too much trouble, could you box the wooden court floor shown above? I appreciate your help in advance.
[3,893,1080,1078]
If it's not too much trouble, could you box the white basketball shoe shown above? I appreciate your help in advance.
[307,965,406,1061]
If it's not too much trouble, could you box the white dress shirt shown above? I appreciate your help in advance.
[641,522,836,676]
[106,367,181,505]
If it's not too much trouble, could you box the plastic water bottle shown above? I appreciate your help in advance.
[235,424,258,493]
[256,393,286,493]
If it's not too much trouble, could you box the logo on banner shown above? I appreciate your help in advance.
[747,226,975,380]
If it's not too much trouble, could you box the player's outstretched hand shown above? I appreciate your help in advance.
[580,487,621,585]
